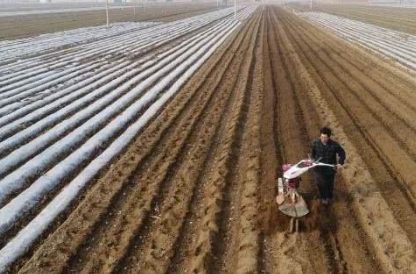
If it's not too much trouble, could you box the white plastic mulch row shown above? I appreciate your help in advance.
[0,20,232,188]
[0,7,247,138]
[0,8,246,139]
[0,8,244,119]
[0,7,229,68]
[296,11,416,70]
[0,5,258,272]
[0,22,160,61]
[0,6,244,106]
[0,6,236,67]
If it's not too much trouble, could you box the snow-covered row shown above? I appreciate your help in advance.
[0,5,258,273]
[297,11,416,70]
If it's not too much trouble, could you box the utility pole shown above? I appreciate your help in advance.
[234,0,236,20]
[106,0,109,28]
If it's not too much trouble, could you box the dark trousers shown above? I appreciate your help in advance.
[315,171,336,200]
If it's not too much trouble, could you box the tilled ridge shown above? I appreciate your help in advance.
[265,7,331,274]
[165,11,261,274]
[210,12,261,274]
[233,10,264,274]
[116,13,261,274]
[163,12,262,274]
[258,9,282,273]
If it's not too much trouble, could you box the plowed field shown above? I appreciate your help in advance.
[2,5,416,274]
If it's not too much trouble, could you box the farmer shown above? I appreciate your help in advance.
[311,127,346,205]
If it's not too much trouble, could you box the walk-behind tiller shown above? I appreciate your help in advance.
[276,158,335,232]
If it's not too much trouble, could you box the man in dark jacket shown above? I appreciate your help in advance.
[311,127,346,205]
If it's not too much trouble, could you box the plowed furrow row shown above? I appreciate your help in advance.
[112,16,260,274]
[210,15,260,274]
[232,12,264,274]
[205,14,261,274]
[268,8,335,273]
[161,12,261,274]
[258,10,282,273]
[280,8,416,249]
[165,12,260,274]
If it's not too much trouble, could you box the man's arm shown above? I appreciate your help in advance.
[311,141,317,160]
[336,143,346,165]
